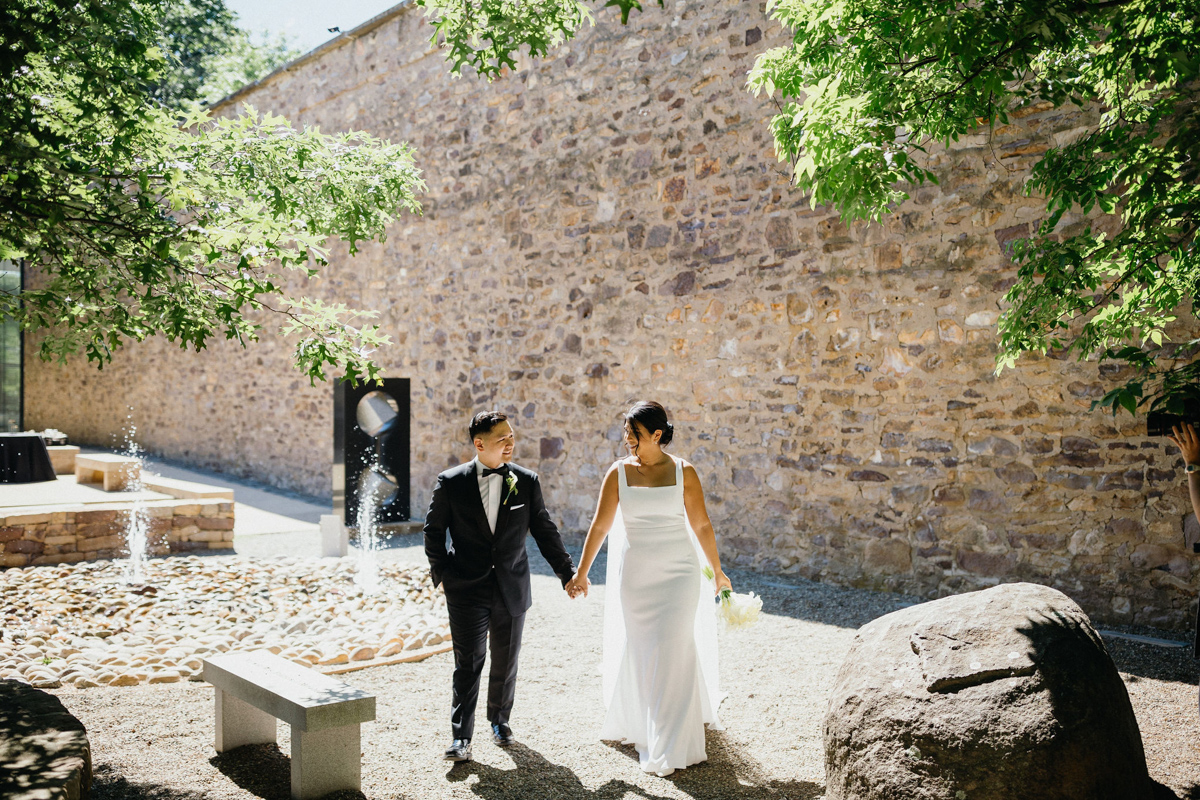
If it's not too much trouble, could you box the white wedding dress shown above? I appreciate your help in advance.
[600,456,723,774]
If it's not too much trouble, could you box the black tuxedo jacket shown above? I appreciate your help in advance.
[423,461,575,617]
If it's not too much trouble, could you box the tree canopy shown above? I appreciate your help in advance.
[415,0,661,79]
[151,0,301,107]
[1,0,423,384]
[746,0,1199,415]
[149,0,240,107]
[195,29,302,106]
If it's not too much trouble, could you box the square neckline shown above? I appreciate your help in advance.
[621,456,680,489]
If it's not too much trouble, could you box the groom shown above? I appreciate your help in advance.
[423,411,577,762]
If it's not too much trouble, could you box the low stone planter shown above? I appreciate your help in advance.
[1,498,235,567]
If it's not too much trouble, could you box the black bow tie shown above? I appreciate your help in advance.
[481,466,509,477]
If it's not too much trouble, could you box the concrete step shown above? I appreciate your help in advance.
[143,475,235,501]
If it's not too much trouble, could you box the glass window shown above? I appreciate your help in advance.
[0,260,21,432]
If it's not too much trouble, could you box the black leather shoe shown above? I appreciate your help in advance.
[492,723,515,746]
[443,738,472,762]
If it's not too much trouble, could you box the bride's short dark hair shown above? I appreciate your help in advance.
[469,410,509,440]
[625,401,673,446]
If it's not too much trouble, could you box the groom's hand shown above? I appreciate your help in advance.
[566,572,590,599]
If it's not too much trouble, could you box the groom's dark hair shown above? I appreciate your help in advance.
[469,410,509,441]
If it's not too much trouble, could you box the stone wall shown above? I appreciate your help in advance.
[25,0,1200,629]
[0,500,235,567]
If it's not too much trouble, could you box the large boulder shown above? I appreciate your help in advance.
[823,582,1156,800]
[0,680,91,800]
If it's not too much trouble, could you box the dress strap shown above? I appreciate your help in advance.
[616,458,628,501]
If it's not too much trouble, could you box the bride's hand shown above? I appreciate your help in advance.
[566,572,590,599]
[713,571,732,595]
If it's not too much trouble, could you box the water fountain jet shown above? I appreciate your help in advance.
[351,391,404,594]
[119,415,151,584]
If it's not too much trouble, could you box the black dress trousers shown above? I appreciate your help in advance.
[447,575,525,740]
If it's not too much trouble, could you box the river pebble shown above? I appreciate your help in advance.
[0,555,450,688]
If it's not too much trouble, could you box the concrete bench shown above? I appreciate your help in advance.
[74,454,140,492]
[47,445,80,475]
[202,651,375,800]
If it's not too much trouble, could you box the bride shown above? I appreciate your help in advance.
[566,400,730,776]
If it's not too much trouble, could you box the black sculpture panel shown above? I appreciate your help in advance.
[333,378,410,526]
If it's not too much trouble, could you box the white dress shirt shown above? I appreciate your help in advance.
[474,457,504,534]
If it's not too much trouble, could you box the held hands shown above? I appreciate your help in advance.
[566,571,590,599]
[1167,423,1200,465]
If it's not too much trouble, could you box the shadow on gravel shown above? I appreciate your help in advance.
[1107,636,1200,685]
[602,731,824,800]
[91,763,207,800]
[206,743,364,800]
[209,744,291,800]
[446,742,672,800]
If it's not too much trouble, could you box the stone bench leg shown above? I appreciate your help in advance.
[289,723,361,800]
[215,689,276,752]
[105,467,135,492]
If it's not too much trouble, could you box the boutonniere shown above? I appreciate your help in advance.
[503,472,518,505]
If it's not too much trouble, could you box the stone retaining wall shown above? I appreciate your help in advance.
[23,0,1200,630]
[0,499,235,567]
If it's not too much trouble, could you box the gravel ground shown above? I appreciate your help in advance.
[43,538,1200,800]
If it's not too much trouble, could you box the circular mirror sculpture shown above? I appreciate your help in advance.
[356,391,399,438]
[358,465,398,507]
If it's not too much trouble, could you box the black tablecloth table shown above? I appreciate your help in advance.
[0,433,57,483]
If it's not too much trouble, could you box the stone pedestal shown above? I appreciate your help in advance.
[320,514,347,558]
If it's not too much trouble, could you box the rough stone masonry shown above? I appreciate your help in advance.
[24,0,1200,630]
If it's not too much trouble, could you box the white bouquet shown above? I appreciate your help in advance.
[703,566,763,630]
